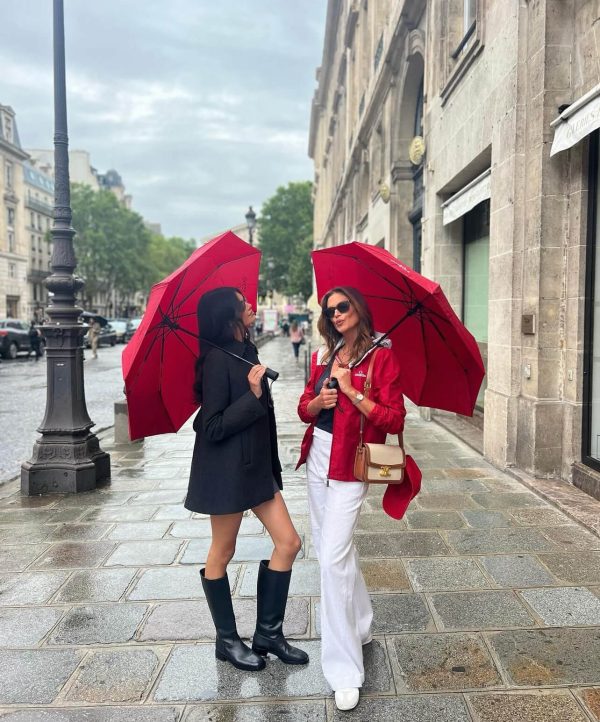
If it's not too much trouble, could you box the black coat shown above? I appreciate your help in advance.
[185,339,283,515]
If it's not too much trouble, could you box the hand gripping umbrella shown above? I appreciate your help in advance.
[122,231,274,440]
[312,242,485,416]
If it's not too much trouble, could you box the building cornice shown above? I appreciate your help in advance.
[0,138,29,161]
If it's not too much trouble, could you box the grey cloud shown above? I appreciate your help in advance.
[0,0,325,238]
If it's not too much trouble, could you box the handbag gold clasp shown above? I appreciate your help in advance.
[379,465,391,477]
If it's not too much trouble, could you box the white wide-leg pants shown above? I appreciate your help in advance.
[306,428,372,690]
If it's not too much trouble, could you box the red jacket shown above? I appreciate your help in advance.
[296,345,421,518]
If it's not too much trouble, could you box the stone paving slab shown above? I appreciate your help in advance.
[139,597,310,642]
[329,695,472,721]
[0,606,64,647]
[388,632,502,692]
[537,552,600,584]
[444,528,558,554]
[519,586,600,626]
[107,521,173,541]
[184,702,327,721]
[63,647,165,704]
[31,542,116,570]
[128,566,237,601]
[0,709,182,721]
[576,687,600,721]
[238,560,320,597]
[427,591,536,630]
[466,690,590,722]
[0,571,69,605]
[405,557,490,591]
[104,540,183,567]
[479,555,557,587]
[359,559,411,592]
[180,536,280,564]
[405,510,466,529]
[48,603,149,646]
[462,510,516,528]
[355,531,450,558]
[487,627,600,686]
[53,568,138,603]
[0,649,81,704]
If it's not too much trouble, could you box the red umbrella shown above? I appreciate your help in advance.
[312,242,485,416]
[122,231,261,440]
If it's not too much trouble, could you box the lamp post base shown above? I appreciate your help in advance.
[21,434,111,495]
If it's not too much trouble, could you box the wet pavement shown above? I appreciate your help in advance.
[0,345,126,483]
[0,336,599,720]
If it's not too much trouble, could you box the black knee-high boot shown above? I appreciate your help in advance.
[252,560,309,664]
[201,569,265,671]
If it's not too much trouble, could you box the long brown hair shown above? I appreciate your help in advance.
[317,286,374,364]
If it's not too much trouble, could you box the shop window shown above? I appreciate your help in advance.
[583,132,600,467]
[463,200,489,410]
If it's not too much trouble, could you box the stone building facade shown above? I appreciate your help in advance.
[309,0,600,498]
[0,104,29,319]
[23,161,54,320]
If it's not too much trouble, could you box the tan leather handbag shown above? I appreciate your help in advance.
[353,350,406,484]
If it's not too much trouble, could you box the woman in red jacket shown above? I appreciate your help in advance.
[297,286,406,711]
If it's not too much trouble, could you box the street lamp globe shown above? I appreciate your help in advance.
[245,206,257,245]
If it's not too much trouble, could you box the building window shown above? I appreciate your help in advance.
[5,161,13,190]
[38,236,42,252]
[7,207,15,227]
[8,263,16,278]
[31,234,36,250]
[462,200,490,411]
[30,211,35,227]
[2,114,13,144]
[37,214,42,230]
[8,231,15,253]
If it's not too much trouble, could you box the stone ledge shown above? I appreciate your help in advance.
[572,461,600,502]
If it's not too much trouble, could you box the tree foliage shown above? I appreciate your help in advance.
[258,181,313,299]
[70,184,195,311]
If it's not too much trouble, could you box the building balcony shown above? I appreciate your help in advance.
[25,196,54,216]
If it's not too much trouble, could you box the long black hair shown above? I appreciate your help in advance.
[193,287,246,402]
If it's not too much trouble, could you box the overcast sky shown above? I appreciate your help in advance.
[1,1,326,240]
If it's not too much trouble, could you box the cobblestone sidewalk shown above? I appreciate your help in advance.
[0,337,599,721]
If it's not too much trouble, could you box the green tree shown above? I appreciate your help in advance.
[258,181,313,299]
[70,183,196,312]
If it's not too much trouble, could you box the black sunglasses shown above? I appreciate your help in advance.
[324,300,351,319]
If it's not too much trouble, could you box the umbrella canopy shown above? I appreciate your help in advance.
[81,311,108,327]
[122,231,261,440]
[312,242,485,416]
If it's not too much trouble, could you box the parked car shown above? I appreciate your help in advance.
[0,319,45,359]
[108,319,128,343]
[124,317,143,342]
[83,322,117,348]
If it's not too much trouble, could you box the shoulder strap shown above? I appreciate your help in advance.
[358,348,404,449]
[358,349,379,445]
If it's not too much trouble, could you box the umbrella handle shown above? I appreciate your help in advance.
[265,367,279,382]
[327,377,339,390]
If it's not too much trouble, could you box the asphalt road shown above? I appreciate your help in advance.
[0,344,126,483]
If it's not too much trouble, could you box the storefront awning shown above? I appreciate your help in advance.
[551,82,600,156]
[442,168,491,226]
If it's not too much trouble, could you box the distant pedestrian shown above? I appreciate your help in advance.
[88,320,101,359]
[186,287,308,672]
[289,321,304,363]
[281,320,290,337]
[28,322,42,361]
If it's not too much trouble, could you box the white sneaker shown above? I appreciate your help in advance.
[335,688,359,711]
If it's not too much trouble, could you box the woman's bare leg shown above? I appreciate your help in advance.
[204,512,243,579]
[253,492,302,571]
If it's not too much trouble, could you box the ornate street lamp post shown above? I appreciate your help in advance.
[21,0,110,494]
[245,205,257,246]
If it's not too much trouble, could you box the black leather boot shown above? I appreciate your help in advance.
[200,569,266,671]
[252,559,309,664]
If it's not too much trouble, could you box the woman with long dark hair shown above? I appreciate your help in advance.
[297,286,406,710]
[186,287,308,671]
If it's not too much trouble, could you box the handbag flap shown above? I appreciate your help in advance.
[364,443,406,468]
